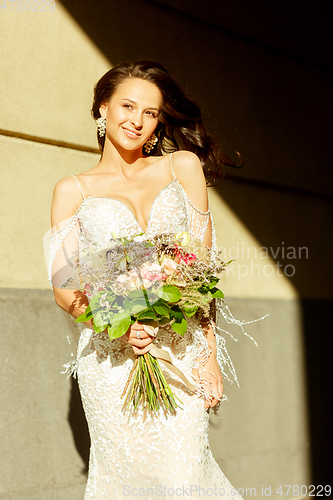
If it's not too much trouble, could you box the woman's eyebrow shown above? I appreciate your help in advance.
[121,98,159,111]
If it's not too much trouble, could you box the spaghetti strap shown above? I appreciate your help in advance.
[71,175,86,200]
[170,152,176,180]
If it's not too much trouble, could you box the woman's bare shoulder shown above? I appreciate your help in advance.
[51,176,84,226]
[171,151,208,210]
[172,150,201,169]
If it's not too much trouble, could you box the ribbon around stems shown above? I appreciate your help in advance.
[148,344,197,392]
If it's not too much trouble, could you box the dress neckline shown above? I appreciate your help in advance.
[78,177,179,235]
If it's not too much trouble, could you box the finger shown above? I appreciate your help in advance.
[209,381,221,401]
[131,331,149,340]
[129,328,149,339]
[128,337,152,348]
[132,345,151,355]
[205,397,220,410]
[213,390,222,401]
[131,323,146,331]
[204,398,218,410]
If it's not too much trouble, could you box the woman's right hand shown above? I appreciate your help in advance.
[123,322,153,355]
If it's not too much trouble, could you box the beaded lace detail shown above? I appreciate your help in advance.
[47,155,244,500]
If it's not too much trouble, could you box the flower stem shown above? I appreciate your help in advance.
[121,358,138,398]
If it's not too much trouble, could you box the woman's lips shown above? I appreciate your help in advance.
[122,127,141,139]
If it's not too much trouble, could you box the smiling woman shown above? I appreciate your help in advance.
[48,60,244,500]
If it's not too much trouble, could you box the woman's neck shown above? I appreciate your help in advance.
[97,139,147,175]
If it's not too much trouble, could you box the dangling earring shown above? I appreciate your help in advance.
[96,117,106,137]
[143,133,158,154]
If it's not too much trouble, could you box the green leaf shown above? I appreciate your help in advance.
[210,287,224,299]
[171,317,187,336]
[158,316,171,325]
[115,295,125,308]
[76,311,90,323]
[131,303,151,315]
[94,324,108,334]
[91,310,106,327]
[112,310,131,322]
[88,293,106,312]
[108,312,131,339]
[124,289,157,314]
[198,284,210,294]
[123,299,151,315]
[208,277,219,289]
[136,309,157,320]
[157,285,181,303]
[152,299,171,316]
[126,289,148,300]
[182,304,198,317]
[169,305,184,322]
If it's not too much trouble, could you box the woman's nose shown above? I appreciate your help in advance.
[131,115,143,129]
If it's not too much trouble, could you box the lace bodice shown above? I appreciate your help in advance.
[71,177,209,248]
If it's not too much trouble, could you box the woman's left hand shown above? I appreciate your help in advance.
[200,354,224,410]
[192,321,223,411]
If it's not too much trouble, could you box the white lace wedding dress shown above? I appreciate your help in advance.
[48,153,244,500]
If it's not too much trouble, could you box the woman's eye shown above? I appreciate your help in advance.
[124,104,133,109]
[146,111,157,118]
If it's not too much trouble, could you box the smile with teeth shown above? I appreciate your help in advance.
[122,127,141,139]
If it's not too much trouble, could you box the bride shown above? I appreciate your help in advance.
[49,60,244,499]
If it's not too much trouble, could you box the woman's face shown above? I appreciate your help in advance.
[100,77,162,152]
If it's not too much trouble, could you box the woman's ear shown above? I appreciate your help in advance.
[99,103,108,119]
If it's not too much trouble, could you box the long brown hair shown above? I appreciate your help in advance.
[91,60,241,186]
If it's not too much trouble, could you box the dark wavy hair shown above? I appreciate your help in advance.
[91,60,241,186]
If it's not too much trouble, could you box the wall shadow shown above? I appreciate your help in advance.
[68,377,90,474]
[301,298,332,486]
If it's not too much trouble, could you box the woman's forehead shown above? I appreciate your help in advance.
[112,77,162,106]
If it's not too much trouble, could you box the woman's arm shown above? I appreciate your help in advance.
[172,151,223,409]
[50,176,95,328]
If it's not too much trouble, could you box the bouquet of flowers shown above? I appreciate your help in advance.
[61,231,229,414]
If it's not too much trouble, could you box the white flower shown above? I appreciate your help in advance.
[175,231,190,246]
[133,234,146,242]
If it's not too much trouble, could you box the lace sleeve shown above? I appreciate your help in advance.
[46,216,80,287]
[44,215,83,377]
[187,197,211,244]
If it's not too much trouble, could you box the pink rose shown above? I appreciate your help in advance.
[141,263,165,282]
[174,251,197,266]
[83,283,93,296]
[161,258,178,274]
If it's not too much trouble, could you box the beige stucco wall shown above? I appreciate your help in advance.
[1,1,331,499]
